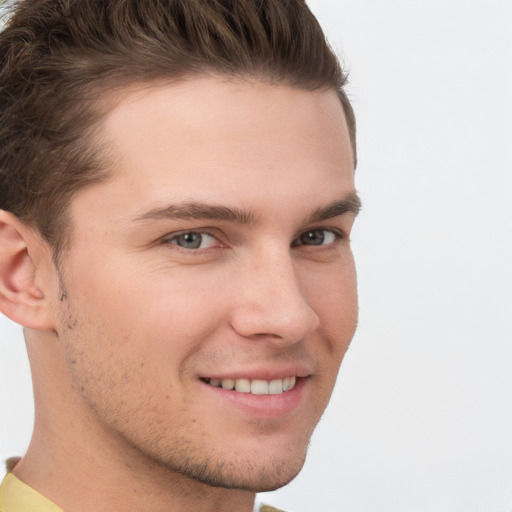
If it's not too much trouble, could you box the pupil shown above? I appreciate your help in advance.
[302,230,324,245]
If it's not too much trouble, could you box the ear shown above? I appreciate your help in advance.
[0,210,56,330]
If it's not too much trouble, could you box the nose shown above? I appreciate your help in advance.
[229,251,320,345]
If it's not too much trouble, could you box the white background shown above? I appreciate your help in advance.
[1,1,511,511]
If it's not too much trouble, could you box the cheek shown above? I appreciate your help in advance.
[60,258,230,374]
[303,257,358,323]
[55,286,182,423]
[304,260,358,369]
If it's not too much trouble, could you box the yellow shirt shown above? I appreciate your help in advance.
[0,473,63,512]
[0,471,285,512]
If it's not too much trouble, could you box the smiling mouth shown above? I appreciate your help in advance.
[202,376,298,395]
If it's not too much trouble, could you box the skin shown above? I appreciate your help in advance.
[0,77,358,512]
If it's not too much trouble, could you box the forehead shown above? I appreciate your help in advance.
[77,77,354,222]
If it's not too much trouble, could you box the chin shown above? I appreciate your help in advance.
[183,448,309,492]
[190,463,306,493]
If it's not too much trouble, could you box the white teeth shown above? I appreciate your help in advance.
[251,379,269,395]
[268,379,283,395]
[209,377,298,395]
[235,378,251,393]
[283,376,296,392]
[221,378,234,390]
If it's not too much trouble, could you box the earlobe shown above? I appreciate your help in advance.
[0,211,54,330]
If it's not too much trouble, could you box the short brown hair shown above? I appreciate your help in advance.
[0,0,356,255]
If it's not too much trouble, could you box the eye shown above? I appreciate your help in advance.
[294,229,339,247]
[167,232,219,250]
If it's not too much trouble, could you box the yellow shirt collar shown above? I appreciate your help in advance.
[0,473,63,512]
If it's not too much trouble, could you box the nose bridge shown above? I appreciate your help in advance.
[230,245,320,342]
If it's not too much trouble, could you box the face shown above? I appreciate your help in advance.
[52,77,358,491]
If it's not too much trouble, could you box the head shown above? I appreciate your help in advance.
[0,0,359,498]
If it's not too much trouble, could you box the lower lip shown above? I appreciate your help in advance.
[201,377,308,418]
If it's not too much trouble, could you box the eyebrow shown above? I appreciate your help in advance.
[132,202,257,224]
[305,192,361,223]
[132,192,361,225]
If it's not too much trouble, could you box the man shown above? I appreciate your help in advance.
[0,1,359,511]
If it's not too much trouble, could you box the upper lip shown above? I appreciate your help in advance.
[200,365,313,381]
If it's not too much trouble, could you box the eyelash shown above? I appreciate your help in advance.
[163,228,344,251]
